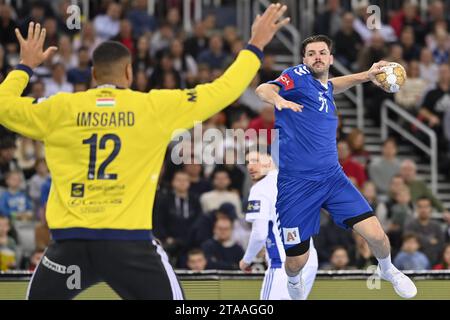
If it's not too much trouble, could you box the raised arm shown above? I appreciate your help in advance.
[149,3,291,133]
[0,22,58,140]
[330,60,388,94]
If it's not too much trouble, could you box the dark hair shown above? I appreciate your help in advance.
[211,167,230,180]
[402,232,419,243]
[5,170,22,180]
[301,35,333,57]
[0,137,16,150]
[31,1,46,10]
[346,128,365,152]
[78,46,89,54]
[51,62,65,71]
[218,202,237,221]
[187,248,205,257]
[74,82,89,90]
[383,137,397,147]
[183,159,204,171]
[34,158,47,168]
[416,196,432,205]
[331,245,348,255]
[172,170,189,180]
[214,212,233,226]
[32,80,44,87]
[159,22,171,29]
[93,41,131,75]
[244,145,271,158]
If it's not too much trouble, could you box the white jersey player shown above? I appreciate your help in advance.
[239,151,318,300]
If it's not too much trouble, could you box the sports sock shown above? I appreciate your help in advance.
[288,271,302,285]
[377,254,393,272]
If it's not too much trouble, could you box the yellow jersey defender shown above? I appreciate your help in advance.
[0,47,261,240]
[0,4,291,299]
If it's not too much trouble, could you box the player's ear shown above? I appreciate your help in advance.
[330,54,334,66]
[126,63,133,87]
[91,67,98,84]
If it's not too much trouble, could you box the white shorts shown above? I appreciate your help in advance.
[260,242,318,300]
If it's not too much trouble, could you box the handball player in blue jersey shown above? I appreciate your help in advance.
[256,35,417,299]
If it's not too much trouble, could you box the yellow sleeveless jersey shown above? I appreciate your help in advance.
[0,48,262,240]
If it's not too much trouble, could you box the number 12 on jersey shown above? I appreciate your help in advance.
[82,134,121,180]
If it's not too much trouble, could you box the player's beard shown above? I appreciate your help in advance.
[250,173,265,182]
[309,63,329,80]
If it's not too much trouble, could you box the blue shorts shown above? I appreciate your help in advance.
[276,167,372,251]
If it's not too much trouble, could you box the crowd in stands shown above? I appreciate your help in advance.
[0,0,449,273]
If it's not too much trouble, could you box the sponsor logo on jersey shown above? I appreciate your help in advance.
[275,74,294,90]
[293,65,310,76]
[283,227,301,245]
[42,256,67,274]
[71,183,85,198]
[246,200,261,213]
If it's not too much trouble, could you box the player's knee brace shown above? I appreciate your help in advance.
[285,238,310,257]
[344,212,374,229]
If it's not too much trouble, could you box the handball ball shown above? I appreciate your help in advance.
[374,62,407,93]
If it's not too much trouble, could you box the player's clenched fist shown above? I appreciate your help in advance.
[248,3,290,51]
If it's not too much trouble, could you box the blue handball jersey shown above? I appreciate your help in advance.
[268,64,339,179]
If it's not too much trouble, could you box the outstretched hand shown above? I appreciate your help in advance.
[274,96,303,112]
[15,22,58,69]
[248,3,290,51]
